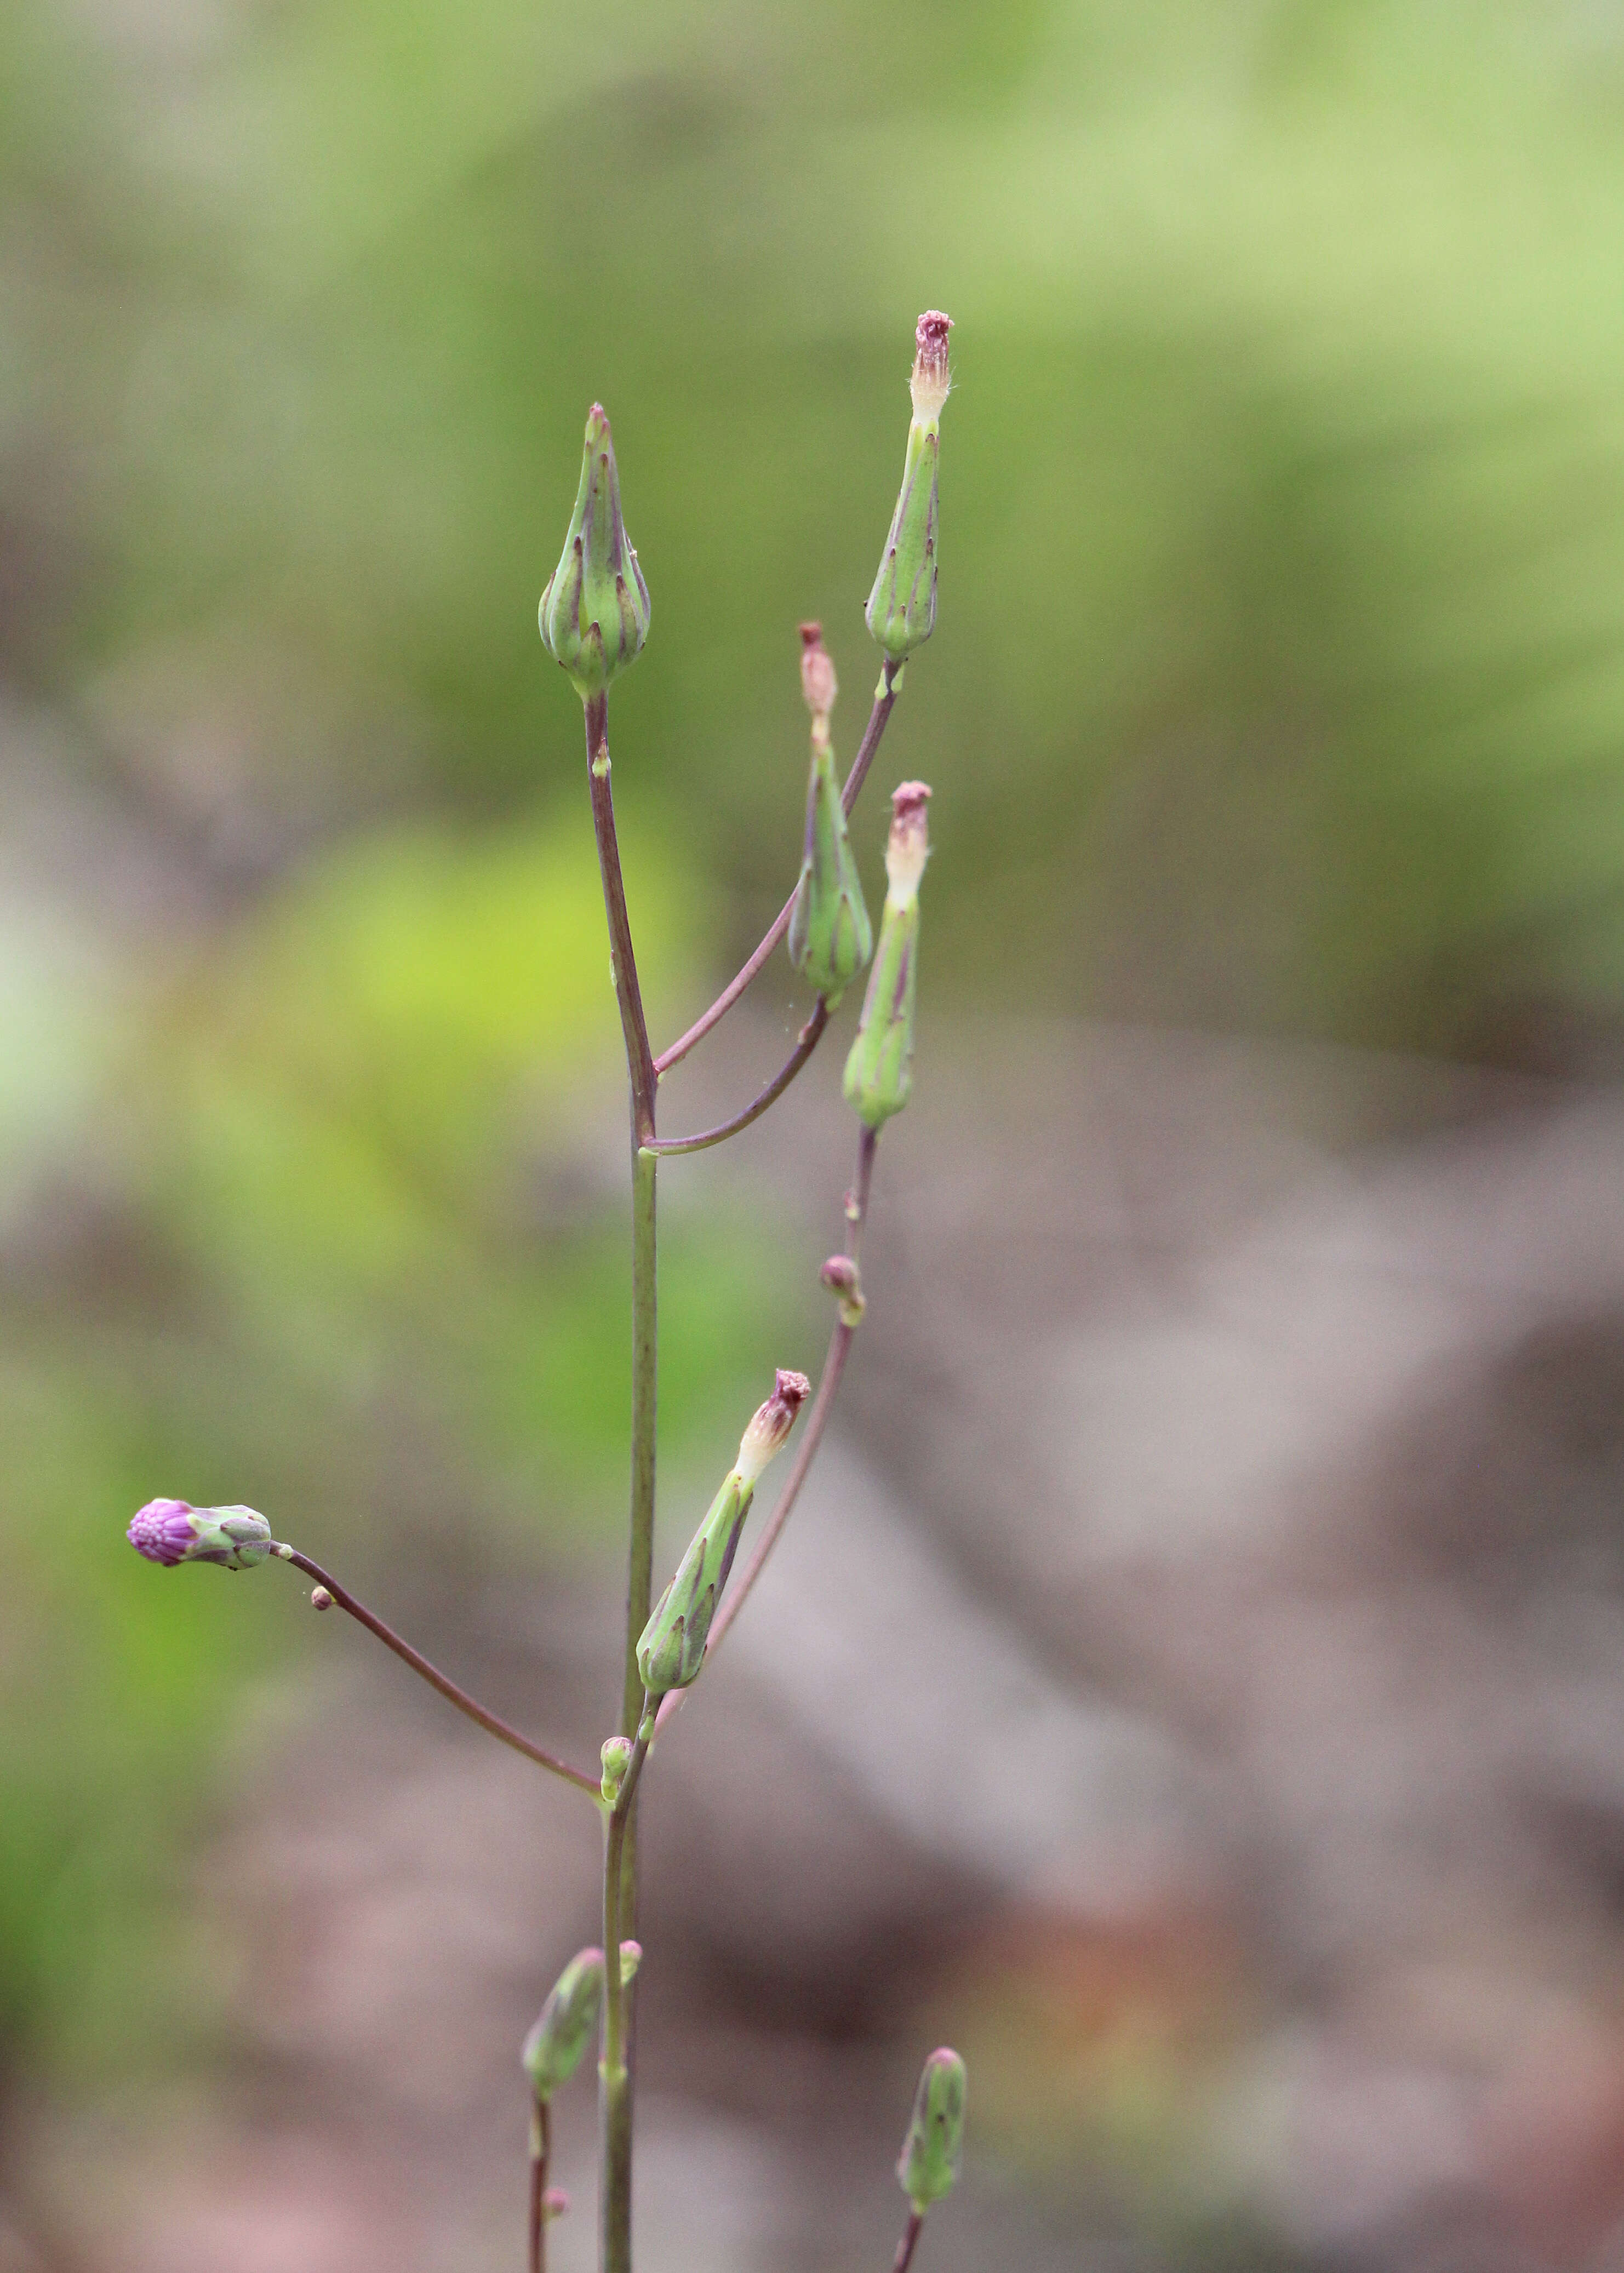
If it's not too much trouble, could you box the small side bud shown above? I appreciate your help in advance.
[798,621,838,722]
[820,1253,866,1328]
[637,1373,810,1696]
[600,1735,634,1806]
[617,1938,643,1985]
[541,2189,570,2221]
[897,2047,967,2213]
[867,312,952,663]
[127,1499,274,1572]
[310,1585,334,1611]
[538,405,651,700]
[843,784,932,1127]
[522,1948,605,2099]
[787,627,873,1005]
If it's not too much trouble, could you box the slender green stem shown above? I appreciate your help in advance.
[271,1546,599,1796]
[581,684,662,2273]
[600,1712,651,2273]
[893,2208,925,2272]
[653,671,900,1075]
[647,1000,828,1156]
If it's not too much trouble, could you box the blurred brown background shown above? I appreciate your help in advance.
[9,1,1624,2266]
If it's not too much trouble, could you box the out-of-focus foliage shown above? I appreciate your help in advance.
[8,0,1624,2241]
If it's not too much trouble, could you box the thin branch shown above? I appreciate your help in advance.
[893,2208,925,2273]
[655,1124,879,1736]
[529,2097,551,2273]
[646,1000,828,1156]
[272,1547,600,1797]
[586,691,658,1146]
[653,671,900,1075]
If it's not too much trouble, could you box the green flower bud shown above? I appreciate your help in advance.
[897,2047,967,2213]
[538,404,650,698]
[866,313,952,663]
[787,626,873,1006]
[600,1736,634,1807]
[636,1371,811,1696]
[843,783,930,1127]
[521,1942,642,2100]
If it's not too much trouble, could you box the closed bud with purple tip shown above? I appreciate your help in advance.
[638,1371,811,1696]
[127,1499,273,1571]
[867,313,952,665]
[539,404,650,700]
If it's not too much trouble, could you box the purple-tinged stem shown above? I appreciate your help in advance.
[529,2097,551,2273]
[655,1124,878,1736]
[274,1547,599,1797]
[653,673,900,1075]
[586,692,657,1147]
[647,1000,829,1156]
[893,2208,925,2273]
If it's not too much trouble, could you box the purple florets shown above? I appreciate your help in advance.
[127,1498,197,1566]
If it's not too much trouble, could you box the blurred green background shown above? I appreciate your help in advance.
[9,0,1624,2262]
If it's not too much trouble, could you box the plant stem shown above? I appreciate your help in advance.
[586,692,657,1146]
[893,2208,925,2273]
[654,1123,878,1736]
[585,679,661,2273]
[529,2097,551,2273]
[270,1547,599,1795]
[599,1713,652,2273]
[646,1000,828,1156]
[653,672,900,1075]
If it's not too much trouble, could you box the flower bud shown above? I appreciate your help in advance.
[538,404,650,698]
[897,2047,967,2213]
[866,313,952,664]
[788,628,873,1006]
[735,1368,812,1485]
[600,1735,634,1806]
[798,620,838,723]
[521,1944,627,2099]
[637,1372,810,1695]
[820,1253,866,1327]
[843,783,931,1127]
[127,1498,273,1571]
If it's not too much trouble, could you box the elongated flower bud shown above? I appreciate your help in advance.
[788,626,873,1005]
[843,783,930,1126]
[637,1371,810,1696]
[600,1736,634,1806]
[127,1499,273,1571]
[897,2047,967,2213]
[521,1942,642,2099]
[538,405,650,698]
[866,313,952,664]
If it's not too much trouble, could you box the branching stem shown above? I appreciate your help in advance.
[647,1000,828,1155]
[270,1547,600,1795]
[653,673,900,1075]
